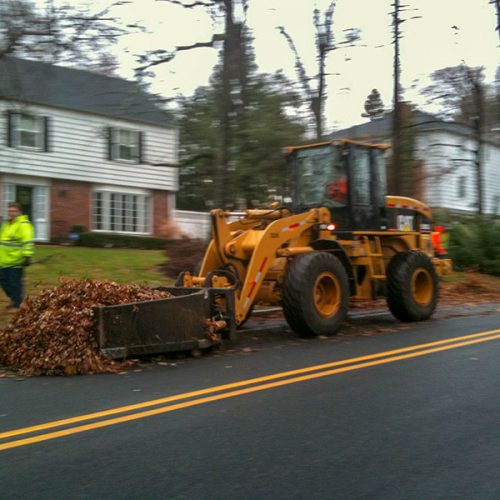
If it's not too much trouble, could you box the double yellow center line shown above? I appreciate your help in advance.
[1,328,500,451]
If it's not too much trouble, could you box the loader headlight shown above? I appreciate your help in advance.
[319,223,336,232]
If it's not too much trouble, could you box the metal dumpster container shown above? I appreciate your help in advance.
[95,288,213,359]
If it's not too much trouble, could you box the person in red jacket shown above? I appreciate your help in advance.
[0,202,35,311]
[327,175,348,203]
[431,225,448,257]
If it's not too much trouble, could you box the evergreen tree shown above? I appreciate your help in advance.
[176,69,305,211]
[136,0,250,208]
[361,89,385,120]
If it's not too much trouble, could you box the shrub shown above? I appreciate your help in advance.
[68,225,87,243]
[448,217,500,276]
[70,225,87,235]
[160,238,208,279]
[78,232,167,249]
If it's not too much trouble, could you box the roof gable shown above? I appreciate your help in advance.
[0,56,174,127]
[331,109,475,142]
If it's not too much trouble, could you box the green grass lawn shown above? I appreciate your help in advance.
[0,245,170,326]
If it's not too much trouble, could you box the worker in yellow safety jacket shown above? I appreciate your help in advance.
[0,202,35,311]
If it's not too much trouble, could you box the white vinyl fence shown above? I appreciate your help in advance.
[173,210,212,240]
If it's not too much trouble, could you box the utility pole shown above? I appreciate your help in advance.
[391,0,403,195]
[218,0,235,208]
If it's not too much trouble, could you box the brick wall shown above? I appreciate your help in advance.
[50,180,91,240]
[152,190,170,237]
[50,183,172,239]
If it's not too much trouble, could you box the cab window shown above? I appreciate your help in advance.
[294,146,347,208]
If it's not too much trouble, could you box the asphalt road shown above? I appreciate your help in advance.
[1,310,500,499]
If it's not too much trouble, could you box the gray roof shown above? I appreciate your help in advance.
[331,109,476,142]
[0,56,174,127]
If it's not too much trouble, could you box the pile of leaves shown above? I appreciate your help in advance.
[0,279,172,376]
[439,274,500,306]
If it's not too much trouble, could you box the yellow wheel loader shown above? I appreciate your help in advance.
[97,139,452,358]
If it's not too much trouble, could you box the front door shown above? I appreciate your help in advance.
[3,183,49,241]
[16,185,33,219]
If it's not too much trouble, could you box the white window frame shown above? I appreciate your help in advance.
[12,113,45,151]
[111,128,141,163]
[91,188,152,235]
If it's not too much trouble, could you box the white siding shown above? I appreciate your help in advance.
[416,130,499,214]
[0,100,178,191]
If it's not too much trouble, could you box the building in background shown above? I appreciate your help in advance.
[0,56,178,241]
[331,104,500,216]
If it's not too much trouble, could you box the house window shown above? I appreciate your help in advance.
[108,128,142,163]
[92,190,151,234]
[8,112,48,151]
[457,176,467,199]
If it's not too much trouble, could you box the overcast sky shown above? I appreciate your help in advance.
[67,1,500,130]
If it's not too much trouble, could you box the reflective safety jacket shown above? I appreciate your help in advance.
[0,215,35,267]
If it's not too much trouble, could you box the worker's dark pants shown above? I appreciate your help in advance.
[0,267,24,308]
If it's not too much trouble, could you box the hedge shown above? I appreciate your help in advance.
[77,232,167,249]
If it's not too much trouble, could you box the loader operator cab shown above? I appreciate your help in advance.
[286,139,389,231]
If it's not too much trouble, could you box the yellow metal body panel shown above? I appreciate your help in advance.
[385,195,433,221]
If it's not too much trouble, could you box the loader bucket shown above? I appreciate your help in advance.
[95,288,216,359]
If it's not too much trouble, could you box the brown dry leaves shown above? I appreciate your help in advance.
[0,278,171,376]
[439,274,500,307]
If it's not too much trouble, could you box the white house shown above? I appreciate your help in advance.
[0,56,179,241]
[332,105,500,216]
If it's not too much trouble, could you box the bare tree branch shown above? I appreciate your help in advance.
[135,34,224,74]
[277,26,312,101]
[490,0,500,45]
[157,0,216,8]
[0,0,137,68]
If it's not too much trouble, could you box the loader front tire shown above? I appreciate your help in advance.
[386,250,438,322]
[282,252,349,337]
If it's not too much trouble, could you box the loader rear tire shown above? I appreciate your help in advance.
[386,250,438,322]
[282,252,349,337]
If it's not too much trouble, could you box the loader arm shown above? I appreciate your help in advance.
[234,207,331,323]
[199,209,274,279]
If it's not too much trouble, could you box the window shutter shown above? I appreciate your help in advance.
[43,116,50,152]
[138,131,144,164]
[6,111,13,147]
[107,127,113,160]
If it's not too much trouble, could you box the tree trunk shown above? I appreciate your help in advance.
[315,45,326,139]
[217,0,234,208]
[473,88,485,215]
[216,0,246,209]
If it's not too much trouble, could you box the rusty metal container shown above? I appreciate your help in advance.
[94,288,213,359]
